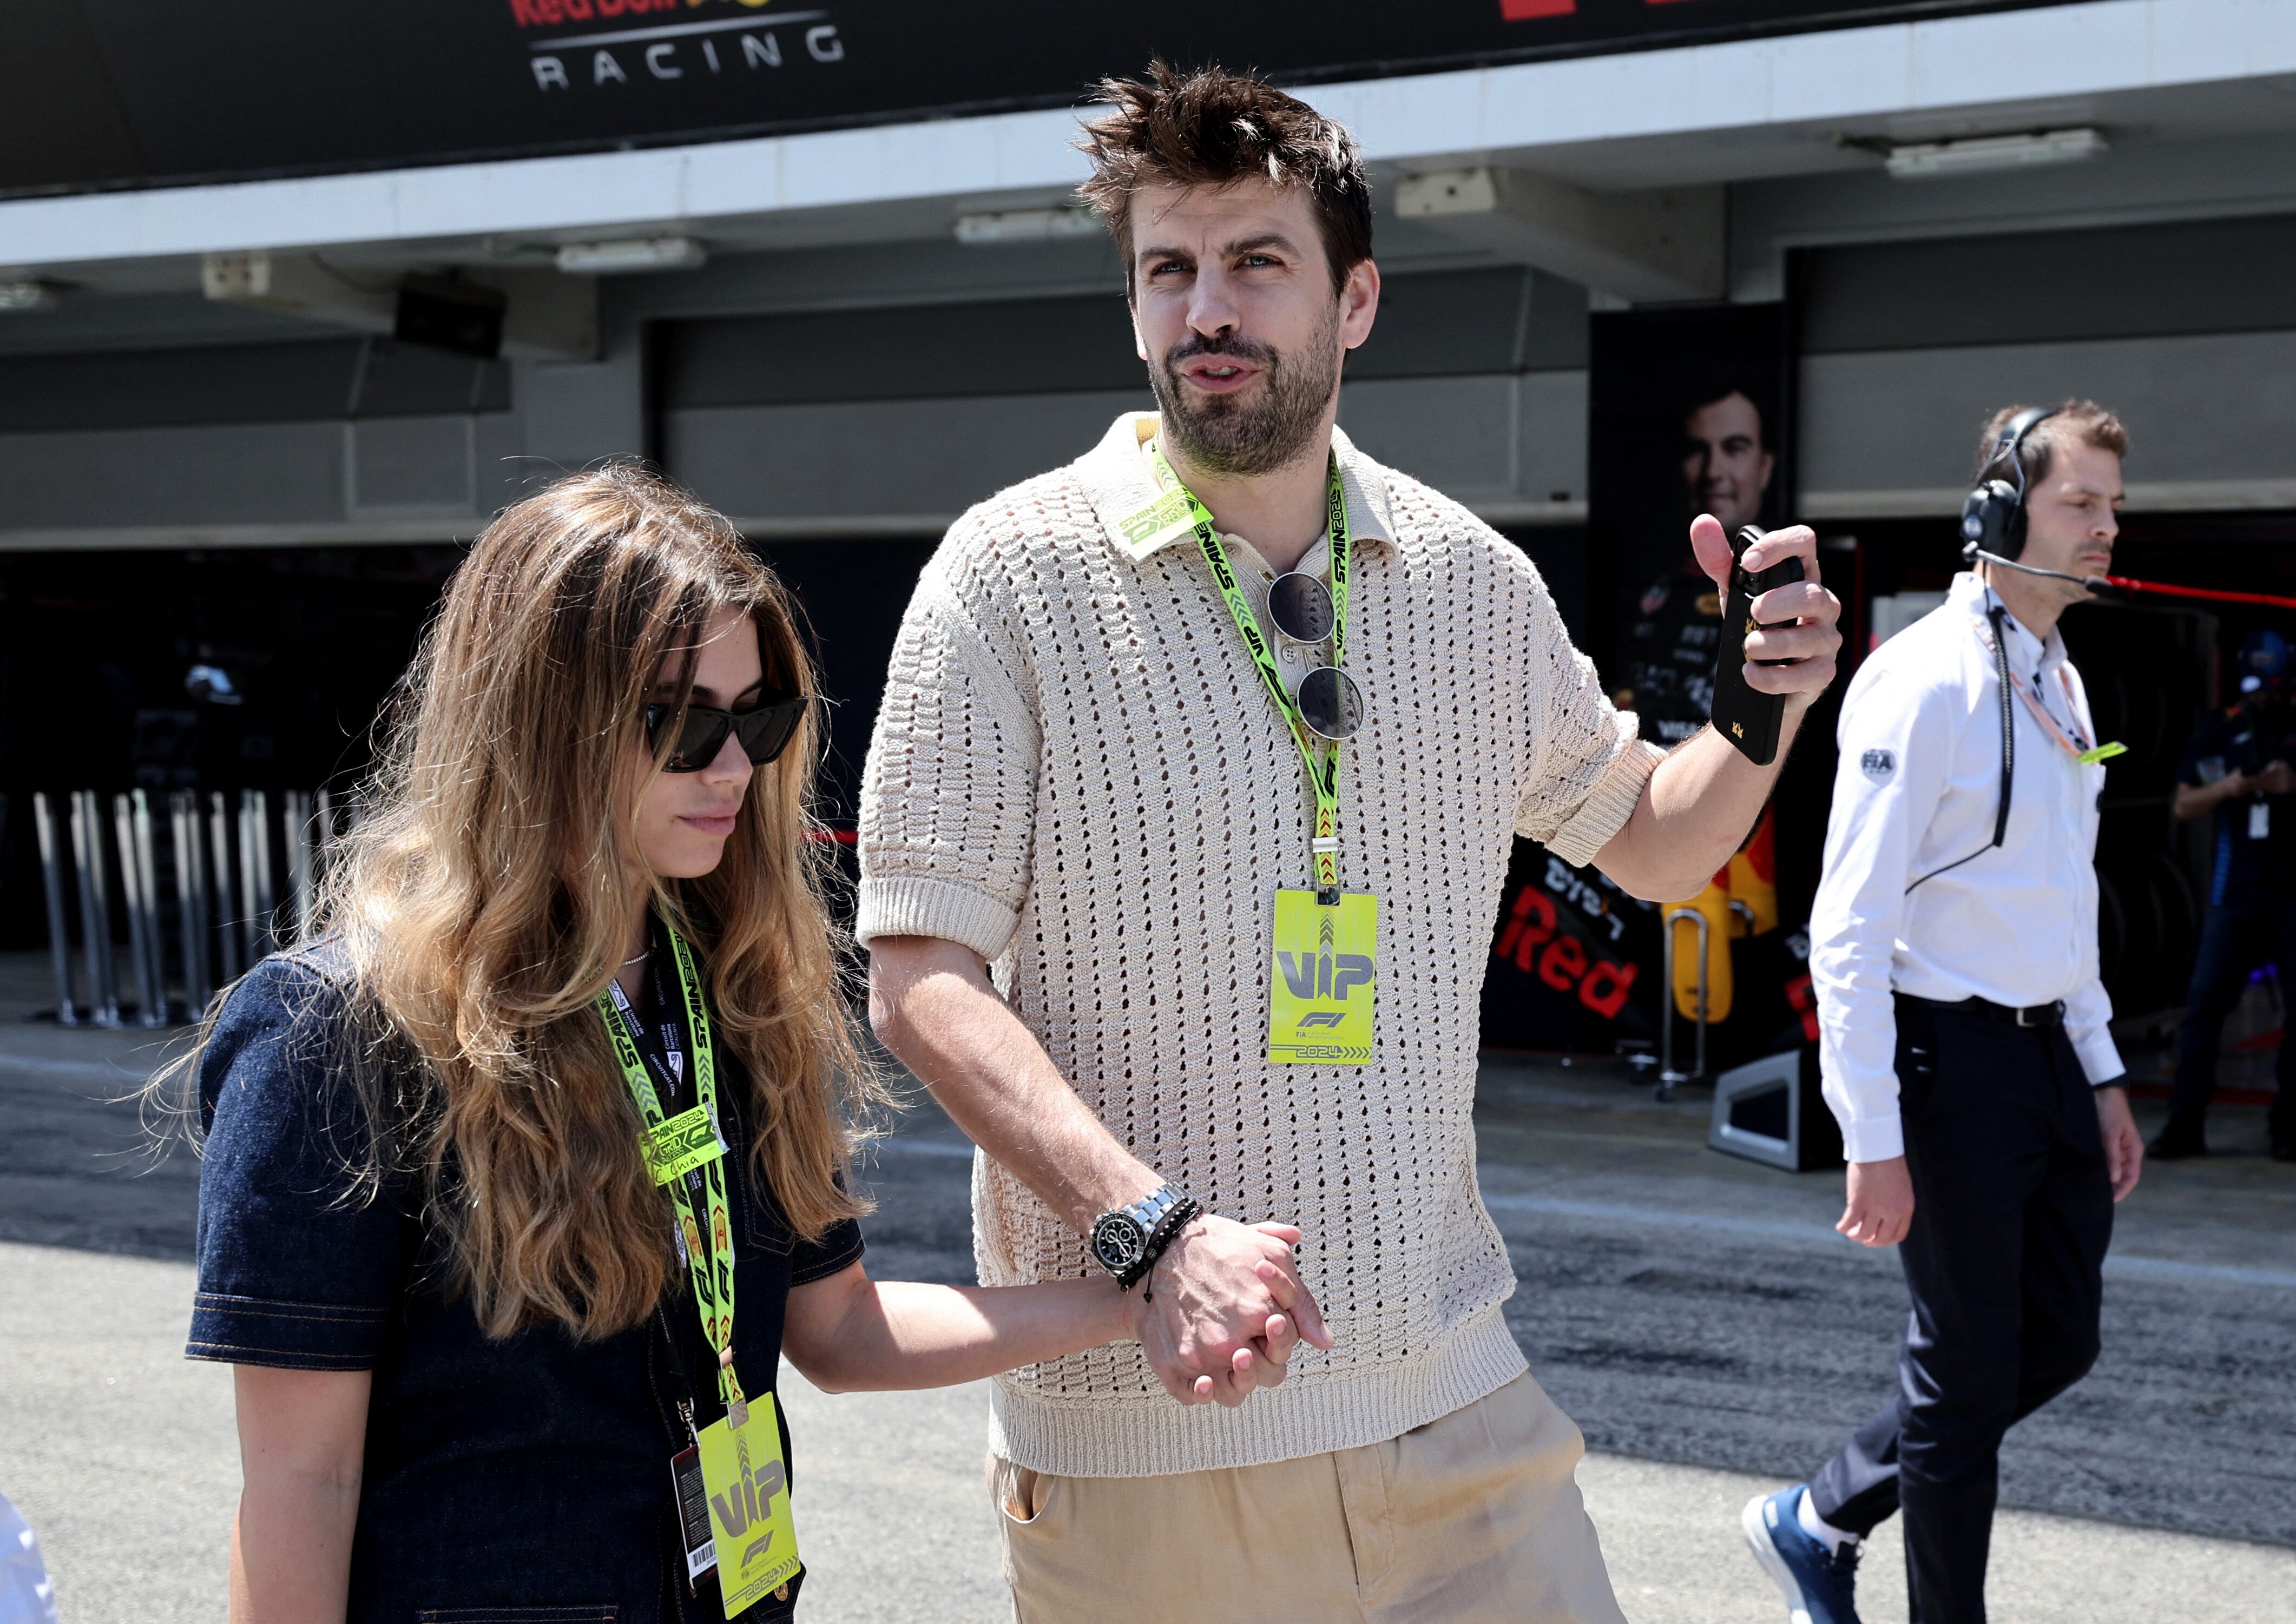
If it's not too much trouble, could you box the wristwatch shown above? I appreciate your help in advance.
[1089,1183,1199,1290]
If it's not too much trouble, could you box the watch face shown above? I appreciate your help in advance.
[1092,1213,1148,1275]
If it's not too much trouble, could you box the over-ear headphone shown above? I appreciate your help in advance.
[1959,406,2057,563]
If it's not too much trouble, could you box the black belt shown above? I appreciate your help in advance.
[1897,992,2065,1028]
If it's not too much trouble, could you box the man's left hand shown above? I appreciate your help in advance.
[2095,1084,2144,1201]
[1687,516,1843,709]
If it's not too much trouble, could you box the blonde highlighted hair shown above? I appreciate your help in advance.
[167,466,885,1340]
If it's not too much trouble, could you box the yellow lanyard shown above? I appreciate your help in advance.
[598,923,742,1409]
[1148,443,1354,895]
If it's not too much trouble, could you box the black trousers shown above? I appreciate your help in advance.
[1807,998,2114,1624]
[2165,895,2296,1143]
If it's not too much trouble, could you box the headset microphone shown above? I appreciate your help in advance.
[1964,547,2110,593]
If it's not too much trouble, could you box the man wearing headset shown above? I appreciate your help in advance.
[1742,401,2144,1624]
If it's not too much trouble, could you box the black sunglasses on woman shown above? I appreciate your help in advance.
[644,692,807,771]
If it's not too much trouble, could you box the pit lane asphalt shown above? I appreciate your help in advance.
[2,974,2291,1621]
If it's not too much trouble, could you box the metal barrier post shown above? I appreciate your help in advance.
[1658,906,1711,1101]
[70,790,120,1028]
[32,793,79,1026]
[208,791,242,982]
[284,789,315,945]
[112,795,161,1027]
[135,793,172,1024]
[240,789,275,962]
[172,790,214,1011]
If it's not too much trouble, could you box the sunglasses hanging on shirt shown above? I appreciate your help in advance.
[1268,571,1337,643]
[643,694,806,773]
[1297,667,1366,742]
[1265,570,1368,742]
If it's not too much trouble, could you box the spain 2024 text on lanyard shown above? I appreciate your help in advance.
[1133,444,1377,1065]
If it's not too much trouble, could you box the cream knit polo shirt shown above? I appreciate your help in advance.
[856,412,1663,1478]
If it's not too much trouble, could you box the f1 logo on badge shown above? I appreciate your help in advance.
[1295,1011,1346,1031]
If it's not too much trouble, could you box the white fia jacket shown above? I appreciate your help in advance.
[1810,572,2123,1163]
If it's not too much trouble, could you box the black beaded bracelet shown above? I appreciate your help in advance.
[1135,1196,1202,1304]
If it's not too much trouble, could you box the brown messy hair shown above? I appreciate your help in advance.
[162,467,885,1340]
[1076,60,1372,293]
[1975,399,2129,487]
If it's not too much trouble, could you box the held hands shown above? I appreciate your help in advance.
[1837,1156,1914,1248]
[1688,516,1843,709]
[1129,1216,1334,1408]
[2256,760,2295,797]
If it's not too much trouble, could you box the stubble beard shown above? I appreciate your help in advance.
[1150,302,1343,478]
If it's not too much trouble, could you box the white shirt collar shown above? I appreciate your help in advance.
[1072,411,1396,564]
[1952,571,2065,677]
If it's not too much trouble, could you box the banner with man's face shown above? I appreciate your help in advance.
[1478,301,1800,1061]
[1586,302,1793,690]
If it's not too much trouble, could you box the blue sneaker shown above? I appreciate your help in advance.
[1741,1484,1862,1624]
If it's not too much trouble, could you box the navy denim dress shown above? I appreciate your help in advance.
[188,948,863,1623]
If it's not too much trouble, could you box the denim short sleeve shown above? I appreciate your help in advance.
[788,1217,864,1287]
[188,955,413,1371]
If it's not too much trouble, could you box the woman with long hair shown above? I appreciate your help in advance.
[168,467,1304,1622]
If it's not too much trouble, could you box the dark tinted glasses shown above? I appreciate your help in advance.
[644,696,806,773]
[1267,571,1337,644]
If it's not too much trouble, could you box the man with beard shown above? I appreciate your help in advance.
[1618,380,1787,1046]
[1619,380,1780,745]
[858,63,1840,1621]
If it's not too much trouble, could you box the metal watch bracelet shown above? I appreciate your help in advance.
[1134,1195,1202,1303]
[1088,1183,1199,1290]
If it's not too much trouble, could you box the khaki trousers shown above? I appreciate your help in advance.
[988,1374,1627,1623]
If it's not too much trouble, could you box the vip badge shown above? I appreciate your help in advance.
[1267,890,1377,1064]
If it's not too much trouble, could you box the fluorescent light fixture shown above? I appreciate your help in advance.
[554,236,707,275]
[1394,168,1500,218]
[954,207,1101,246]
[0,278,57,311]
[1885,127,2106,180]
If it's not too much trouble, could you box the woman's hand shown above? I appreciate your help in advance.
[783,1252,1293,1396]
[231,1366,370,1624]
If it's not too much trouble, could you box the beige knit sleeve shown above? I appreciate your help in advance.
[854,553,1041,962]
[1512,564,1666,868]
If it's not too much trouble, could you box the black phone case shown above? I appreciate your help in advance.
[1710,524,1805,766]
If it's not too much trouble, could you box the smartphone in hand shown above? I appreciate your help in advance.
[1711,524,1805,766]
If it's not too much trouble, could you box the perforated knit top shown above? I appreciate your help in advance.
[856,413,1663,1478]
